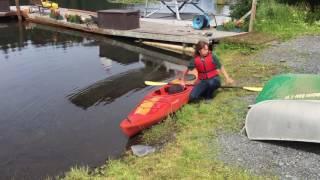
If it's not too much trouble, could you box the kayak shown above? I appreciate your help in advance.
[120,69,198,137]
[246,100,320,143]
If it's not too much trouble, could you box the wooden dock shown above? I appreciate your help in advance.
[0,11,16,18]
[11,6,246,46]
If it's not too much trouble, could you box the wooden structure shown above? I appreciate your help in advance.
[10,6,246,50]
[0,0,16,18]
[249,0,257,32]
[0,0,9,12]
[97,9,140,30]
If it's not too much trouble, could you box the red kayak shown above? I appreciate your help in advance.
[120,70,198,137]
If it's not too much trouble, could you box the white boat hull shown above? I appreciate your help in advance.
[245,100,320,143]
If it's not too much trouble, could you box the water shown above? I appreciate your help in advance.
[2,0,231,178]
[0,21,186,179]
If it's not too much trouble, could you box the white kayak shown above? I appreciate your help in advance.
[245,100,320,143]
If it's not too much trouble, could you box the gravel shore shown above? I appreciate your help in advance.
[217,35,320,179]
[258,36,320,74]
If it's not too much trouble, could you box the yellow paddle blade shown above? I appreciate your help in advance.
[144,81,168,86]
[243,86,263,92]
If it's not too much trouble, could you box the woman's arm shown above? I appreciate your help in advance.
[218,65,235,85]
[212,52,235,85]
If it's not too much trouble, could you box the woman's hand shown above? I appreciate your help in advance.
[220,66,235,85]
[225,77,235,85]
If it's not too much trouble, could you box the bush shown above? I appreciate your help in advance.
[254,0,319,39]
[230,0,320,24]
[305,11,320,24]
[49,9,63,20]
[65,14,82,24]
[276,0,320,12]
[276,0,320,24]
[230,0,252,19]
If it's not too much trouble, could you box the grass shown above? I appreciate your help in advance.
[65,92,262,179]
[255,0,320,39]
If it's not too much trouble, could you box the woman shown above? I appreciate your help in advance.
[188,41,234,102]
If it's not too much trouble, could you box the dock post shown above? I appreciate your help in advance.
[15,0,22,21]
[249,0,257,32]
[182,43,187,55]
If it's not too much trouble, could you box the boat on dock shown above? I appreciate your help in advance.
[120,69,198,137]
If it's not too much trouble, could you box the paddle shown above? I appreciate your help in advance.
[144,81,263,92]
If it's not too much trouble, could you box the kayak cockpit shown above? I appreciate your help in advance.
[153,84,188,96]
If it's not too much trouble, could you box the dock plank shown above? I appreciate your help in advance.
[0,11,16,17]
[13,6,246,45]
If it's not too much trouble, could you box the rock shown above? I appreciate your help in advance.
[131,145,156,157]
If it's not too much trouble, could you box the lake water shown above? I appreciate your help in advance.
[0,21,188,179]
[2,0,230,179]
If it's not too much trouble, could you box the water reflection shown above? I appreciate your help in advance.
[10,0,127,11]
[0,22,88,58]
[0,22,188,179]
[67,40,187,109]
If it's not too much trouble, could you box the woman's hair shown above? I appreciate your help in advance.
[194,41,209,57]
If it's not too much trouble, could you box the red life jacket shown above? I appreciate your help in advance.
[194,52,219,80]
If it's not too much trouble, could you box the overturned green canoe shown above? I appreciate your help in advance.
[256,74,320,103]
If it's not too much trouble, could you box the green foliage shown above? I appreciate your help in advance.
[305,11,320,24]
[49,10,63,20]
[276,0,320,23]
[65,14,82,24]
[230,0,320,32]
[63,166,92,180]
[230,0,252,19]
[276,0,320,11]
[255,0,320,39]
[142,116,178,145]
[223,21,236,31]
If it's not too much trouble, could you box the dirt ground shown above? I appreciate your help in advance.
[217,35,320,179]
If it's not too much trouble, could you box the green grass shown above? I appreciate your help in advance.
[255,0,320,39]
[64,92,260,180]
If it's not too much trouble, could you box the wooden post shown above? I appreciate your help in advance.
[15,0,22,21]
[249,0,257,32]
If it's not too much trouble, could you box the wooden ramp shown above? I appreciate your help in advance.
[12,6,246,45]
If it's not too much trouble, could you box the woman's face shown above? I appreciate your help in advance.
[199,44,209,57]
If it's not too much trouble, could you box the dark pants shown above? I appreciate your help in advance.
[189,76,221,102]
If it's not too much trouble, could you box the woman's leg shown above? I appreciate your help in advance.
[205,76,221,99]
[189,80,208,102]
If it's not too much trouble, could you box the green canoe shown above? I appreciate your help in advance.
[256,74,320,103]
